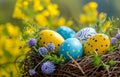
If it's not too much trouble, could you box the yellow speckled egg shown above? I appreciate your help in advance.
[39,30,64,52]
[84,34,110,56]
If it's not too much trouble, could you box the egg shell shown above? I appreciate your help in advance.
[56,26,76,39]
[75,27,96,43]
[58,38,83,61]
[39,30,64,52]
[84,34,110,56]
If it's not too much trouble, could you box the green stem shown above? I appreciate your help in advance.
[33,58,46,70]
[33,46,38,52]
[38,52,44,57]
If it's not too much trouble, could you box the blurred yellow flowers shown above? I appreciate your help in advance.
[79,1,113,33]
[99,12,107,22]
[0,23,30,77]
[79,2,98,24]
[102,21,112,32]
[13,0,72,28]
[0,23,30,62]
[6,23,21,37]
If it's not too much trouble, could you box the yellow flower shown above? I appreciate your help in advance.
[66,20,73,26]
[92,10,98,16]
[0,22,31,76]
[0,36,6,48]
[13,0,72,28]
[35,14,47,26]
[44,0,51,5]
[79,14,87,24]
[24,27,34,36]
[0,25,4,35]
[47,4,60,16]
[0,64,19,77]
[33,0,43,12]
[99,12,106,21]
[56,17,65,26]
[83,5,90,13]
[79,2,98,24]
[13,6,27,19]
[88,2,98,10]
[102,21,111,32]
[23,46,31,52]
[13,0,27,19]
[42,10,50,17]
[0,70,9,77]
[88,10,98,23]
[6,23,20,37]
[0,49,3,56]
[23,1,29,9]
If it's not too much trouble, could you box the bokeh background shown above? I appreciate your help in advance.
[0,0,120,77]
[1,0,120,24]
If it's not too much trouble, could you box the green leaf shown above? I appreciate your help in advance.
[102,64,110,70]
[43,54,65,66]
[108,45,118,52]
[108,60,116,66]
[91,51,101,66]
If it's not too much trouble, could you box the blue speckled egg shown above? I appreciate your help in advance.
[75,27,96,44]
[56,26,75,39]
[58,38,83,61]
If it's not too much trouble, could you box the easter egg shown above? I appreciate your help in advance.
[75,27,96,43]
[84,34,110,56]
[39,30,64,51]
[56,26,75,39]
[58,38,83,61]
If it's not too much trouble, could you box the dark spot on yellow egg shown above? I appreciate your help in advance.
[50,34,52,36]
[40,37,42,39]
[95,40,97,42]
[88,51,90,53]
[58,44,60,46]
[91,45,93,47]
[93,38,95,40]
[103,38,106,40]
[95,49,98,51]
[88,43,90,45]
[101,45,103,47]
[106,44,108,47]
[43,42,45,44]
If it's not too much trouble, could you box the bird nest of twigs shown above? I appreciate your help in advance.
[19,49,120,77]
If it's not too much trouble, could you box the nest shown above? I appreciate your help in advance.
[20,49,120,77]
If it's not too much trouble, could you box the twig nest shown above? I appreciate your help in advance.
[53,50,120,77]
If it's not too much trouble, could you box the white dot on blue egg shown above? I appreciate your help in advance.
[67,44,70,46]
[78,50,80,52]
[77,55,80,58]
[58,38,83,61]
[72,49,75,52]
[66,52,69,54]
